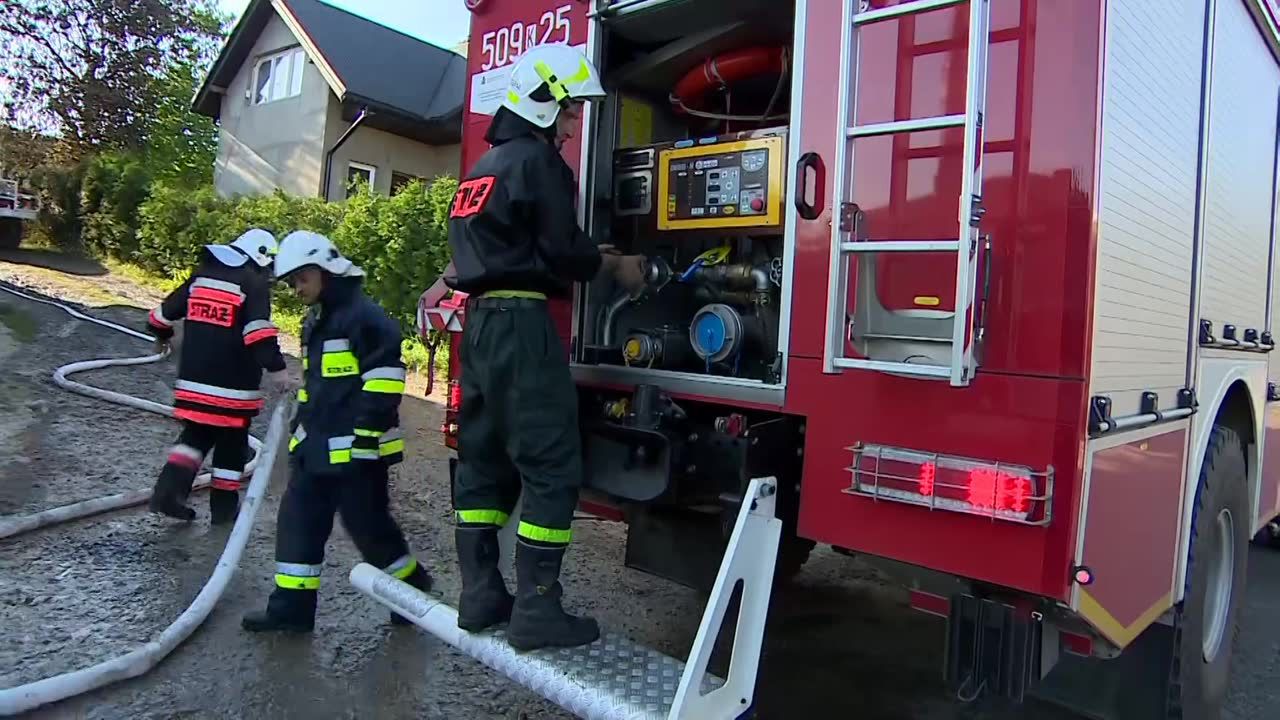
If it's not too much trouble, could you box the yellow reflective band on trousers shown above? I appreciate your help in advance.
[322,351,359,377]
[362,378,405,394]
[297,388,308,403]
[379,437,405,456]
[384,555,417,580]
[354,428,382,438]
[275,562,321,590]
[517,521,572,544]
[457,509,510,526]
[481,290,547,300]
[275,573,320,590]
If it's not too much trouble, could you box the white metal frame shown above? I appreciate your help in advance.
[250,45,305,105]
[822,0,991,387]
[349,476,782,720]
[345,161,377,195]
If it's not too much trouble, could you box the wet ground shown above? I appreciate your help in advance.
[2,252,1279,719]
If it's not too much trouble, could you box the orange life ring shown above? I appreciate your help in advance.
[670,46,789,114]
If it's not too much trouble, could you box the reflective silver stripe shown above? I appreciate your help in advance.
[150,307,173,327]
[301,344,308,355]
[175,379,263,401]
[211,468,241,480]
[191,276,245,298]
[361,367,406,382]
[382,555,414,575]
[379,427,403,443]
[352,448,379,460]
[169,444,203,463]
[322,339,351,352]
[292,425,307,442]
[276,562,322,577]
[328,435,355,450]
[242,319,276,335]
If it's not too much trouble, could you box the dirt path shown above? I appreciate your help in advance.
[2,251,1274,720]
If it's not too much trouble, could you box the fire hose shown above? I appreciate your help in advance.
[0,283,289,715]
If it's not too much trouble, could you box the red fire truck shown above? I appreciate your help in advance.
[417,0,1280,717]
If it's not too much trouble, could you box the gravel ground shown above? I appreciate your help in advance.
[2,249,1278,720]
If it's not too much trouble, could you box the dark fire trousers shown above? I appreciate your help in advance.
[165,421,250,494]
[453,297,582,545]
[269,457,417,599]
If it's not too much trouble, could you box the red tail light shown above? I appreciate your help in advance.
[844,443,1053,526]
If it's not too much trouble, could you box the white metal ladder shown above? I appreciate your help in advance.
[822,0,992,387]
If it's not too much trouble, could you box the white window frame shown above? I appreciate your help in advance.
[346,162,378,196]
[251,46,306,105]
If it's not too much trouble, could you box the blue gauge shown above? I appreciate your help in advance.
[693,311,727,359]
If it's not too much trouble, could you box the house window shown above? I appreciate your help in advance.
[391,171,425,195]
[253,47,306,105]
[346,162,377,196]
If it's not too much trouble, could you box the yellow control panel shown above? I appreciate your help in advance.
[656,134,786,232]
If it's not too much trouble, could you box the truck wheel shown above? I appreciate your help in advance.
[0,218,21,250]
[774,535,815,584]
[1168,424,1249,720]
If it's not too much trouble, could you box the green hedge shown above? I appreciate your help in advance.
[131,176,457,338]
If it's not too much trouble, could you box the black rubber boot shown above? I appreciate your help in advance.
[455,527,514,632]
[506,542,599,651]
[148,464,196,521]
[241,589,316,633]
[209,488,240,526]
[390,563,433,626]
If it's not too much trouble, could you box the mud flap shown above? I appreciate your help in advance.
[944,594,1042,702]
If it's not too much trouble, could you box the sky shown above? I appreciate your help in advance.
[217,0,471,50]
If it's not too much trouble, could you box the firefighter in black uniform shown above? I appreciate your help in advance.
[145,229,289,525]
[444,44,648,651]
[241,230,430,633]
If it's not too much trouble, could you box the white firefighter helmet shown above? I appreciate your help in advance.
[502,44,605,128]
[206,228,277,270]
[274,230,364,279]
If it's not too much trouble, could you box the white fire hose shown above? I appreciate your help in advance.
[0,283,289,715]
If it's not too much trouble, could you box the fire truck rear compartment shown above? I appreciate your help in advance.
[576,0,798,389]
[569,0,816,590]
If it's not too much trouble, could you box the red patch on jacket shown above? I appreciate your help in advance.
[449,176,496,219]
[188,297,236,327]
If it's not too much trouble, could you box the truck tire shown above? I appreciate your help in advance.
[1167,424,1249,720]
[0,218,21,250]
[774,535,815,584]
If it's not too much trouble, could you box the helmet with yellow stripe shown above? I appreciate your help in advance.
[502,44,605,128]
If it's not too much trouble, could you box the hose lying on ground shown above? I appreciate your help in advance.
[0,402,289,716]
[0,282,288,714]
[0,283,264,538]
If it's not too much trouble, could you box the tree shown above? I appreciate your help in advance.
[143,58,219,187]
[0,0,226,157]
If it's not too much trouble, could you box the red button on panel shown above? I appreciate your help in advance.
[750,198,764,211]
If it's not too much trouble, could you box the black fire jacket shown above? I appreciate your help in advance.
[287,276,406,474]
[445,126,602,298]
[145,247,286,428]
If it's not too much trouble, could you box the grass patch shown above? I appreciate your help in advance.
[103,258,186,294]
[0,303,38,342]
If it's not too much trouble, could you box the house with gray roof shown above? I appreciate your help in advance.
[193,0,464,201]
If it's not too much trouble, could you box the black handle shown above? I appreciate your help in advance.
[794,152,826,221]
